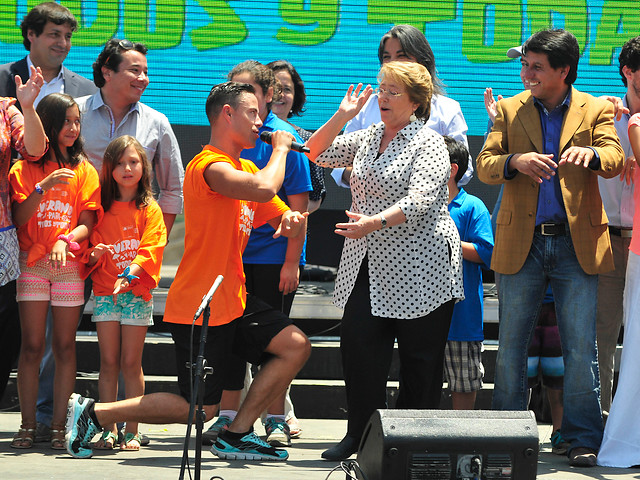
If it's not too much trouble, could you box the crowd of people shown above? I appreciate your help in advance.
[1,0,640,471]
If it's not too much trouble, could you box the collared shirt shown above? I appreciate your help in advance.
[447,188,494,341]
[533,92,571,225]
[76,91,184,215]
[331,93,473,187]
[598,95,635,228]
[27,55,64,108]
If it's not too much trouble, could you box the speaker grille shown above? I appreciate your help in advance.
[484,454,513,479]
[408,453,452,479]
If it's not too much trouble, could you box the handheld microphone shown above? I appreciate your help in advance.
[260,131,310,153]
[193,275,224,320]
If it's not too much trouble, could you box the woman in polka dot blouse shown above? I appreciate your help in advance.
[306,61,464,460]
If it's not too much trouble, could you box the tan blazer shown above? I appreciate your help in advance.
[477,88,624,275]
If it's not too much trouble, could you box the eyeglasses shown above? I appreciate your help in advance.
[375,87,404,98]
[104,39,134,66]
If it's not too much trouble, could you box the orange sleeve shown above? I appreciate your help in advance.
[77,161,103,226]
[254,194,289,228]
[131,200,167,288]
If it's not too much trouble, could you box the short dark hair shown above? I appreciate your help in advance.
[36,93,85,169]
[378,25,444,95]
[619,36,640,87]
[267,60,306,118]
[92,38,148,88]
[21,2,78,50]
[522,29,579,85]
[228,60,279,110]
[443,136,469,184]
[205,82,256,124]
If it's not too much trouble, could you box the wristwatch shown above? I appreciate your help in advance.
[379,212,388,229]
[35,183,46,195]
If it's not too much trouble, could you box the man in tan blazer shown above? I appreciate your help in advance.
[477,29,624,468]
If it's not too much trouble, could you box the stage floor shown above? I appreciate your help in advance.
[1,412,637,479]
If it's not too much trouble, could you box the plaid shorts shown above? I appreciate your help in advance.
[444,340,484,393]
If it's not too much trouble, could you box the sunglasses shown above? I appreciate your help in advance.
[104,39,134,66]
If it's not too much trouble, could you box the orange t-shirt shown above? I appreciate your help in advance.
[85,199,167,299]
[163,146,288,326]
[9,158,102,265]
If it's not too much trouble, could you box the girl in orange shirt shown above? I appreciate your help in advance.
[9,93,101,449]
[84,135,166,451]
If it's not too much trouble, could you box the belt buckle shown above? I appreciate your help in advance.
[540,223,553,236]
[622,229,633,239]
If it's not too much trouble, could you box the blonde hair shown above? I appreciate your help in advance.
[378,61,433,120]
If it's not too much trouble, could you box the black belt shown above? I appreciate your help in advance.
[609,226,633,238]
[534,223,567,236]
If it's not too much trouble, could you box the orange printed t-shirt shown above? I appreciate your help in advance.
[85,199,167,299]
[163,146,288,326]
[9,158,102,265]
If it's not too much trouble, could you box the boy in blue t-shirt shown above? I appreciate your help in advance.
[444,136,494,410]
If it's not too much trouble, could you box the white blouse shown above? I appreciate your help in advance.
[316,120,464,319]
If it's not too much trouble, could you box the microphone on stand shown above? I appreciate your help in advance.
[193,275,224,320]
[260,131,310,153]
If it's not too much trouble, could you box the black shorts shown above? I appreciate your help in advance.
[168,294,292,405]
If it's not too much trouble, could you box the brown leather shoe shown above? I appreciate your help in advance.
[569,447,597,467]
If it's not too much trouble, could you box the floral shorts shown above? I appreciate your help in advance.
[93,290,154,326]
[16,252,84,306]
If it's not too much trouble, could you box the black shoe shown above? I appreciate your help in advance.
[569,447,597,467]
[321,435,359,461]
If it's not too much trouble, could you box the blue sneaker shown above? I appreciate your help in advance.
[212,429,289,461]
[202,415,232,445]
[65,393,101,458]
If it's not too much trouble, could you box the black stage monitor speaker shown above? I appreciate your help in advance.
[356,410,538,480]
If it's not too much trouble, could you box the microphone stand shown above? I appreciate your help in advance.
[179,275,223,480]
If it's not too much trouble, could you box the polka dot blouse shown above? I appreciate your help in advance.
[315,120,464,319]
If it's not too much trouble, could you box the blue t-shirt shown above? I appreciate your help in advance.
[448,189,494,341]
[241,112,312,265]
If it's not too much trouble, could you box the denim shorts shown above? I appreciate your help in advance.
[93,290,154,326]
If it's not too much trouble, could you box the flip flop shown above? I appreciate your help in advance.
[120,432,141,451]
[94,430,117,450]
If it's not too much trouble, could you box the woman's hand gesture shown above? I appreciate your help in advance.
[338,83,373,120]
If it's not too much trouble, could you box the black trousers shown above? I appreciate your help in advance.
[341,259,455,440]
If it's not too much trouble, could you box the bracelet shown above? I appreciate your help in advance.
[379,212,388,229]
[117,265,139,283]
[35,183,46,195]
[57,233,80,251]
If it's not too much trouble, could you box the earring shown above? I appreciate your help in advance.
[409,112,417,122]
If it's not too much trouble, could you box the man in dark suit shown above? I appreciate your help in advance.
[0,2,96,106]
[0,1,96,446]
[477,29,624,468]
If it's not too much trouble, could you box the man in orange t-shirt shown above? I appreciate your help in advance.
[66,82,310,462]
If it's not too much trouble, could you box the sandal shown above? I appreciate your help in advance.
[94,430,117,450]
[120,432,142,451]
[50,424,66,450]
[11,424,36,449]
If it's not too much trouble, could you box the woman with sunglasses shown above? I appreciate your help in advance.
[306,61,464,460]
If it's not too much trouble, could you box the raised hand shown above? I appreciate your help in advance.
[15,65,44,110]
[338,83,373,120]
[483,87,503,123]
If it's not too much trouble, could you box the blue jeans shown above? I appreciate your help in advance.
[493,232,603,451]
